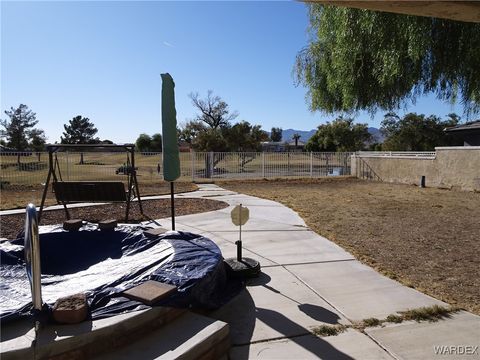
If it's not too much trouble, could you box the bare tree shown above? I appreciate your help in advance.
[189,90,238,130]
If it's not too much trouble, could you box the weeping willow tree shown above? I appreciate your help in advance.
[294,5,480,115]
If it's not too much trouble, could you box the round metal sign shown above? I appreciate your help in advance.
[231,205,249,226]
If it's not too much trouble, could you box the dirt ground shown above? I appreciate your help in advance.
[0,182,198,210]
[219,177,480,315]
[0,197,228,240]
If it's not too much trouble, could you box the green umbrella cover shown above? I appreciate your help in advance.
[161,73,180,182]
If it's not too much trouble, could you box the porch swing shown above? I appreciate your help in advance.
[38,144,144,222]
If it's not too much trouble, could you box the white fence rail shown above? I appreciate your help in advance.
[357,151,436,159]
[1,151,353,185]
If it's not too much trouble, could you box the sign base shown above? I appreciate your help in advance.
[224,257,261,279]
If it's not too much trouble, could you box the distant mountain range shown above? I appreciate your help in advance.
[281,129,316,143]
[367,127,385,143]
[279,127,384,143]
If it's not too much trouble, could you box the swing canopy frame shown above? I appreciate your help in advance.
[38,144,144,222]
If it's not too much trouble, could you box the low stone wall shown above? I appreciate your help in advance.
[352,147,480,191]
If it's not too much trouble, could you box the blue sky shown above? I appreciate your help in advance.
[1,1,466,143]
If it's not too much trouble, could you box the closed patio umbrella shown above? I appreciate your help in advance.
[161,73,180,229]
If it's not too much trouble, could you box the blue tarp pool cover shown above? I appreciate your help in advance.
[0,224,240,324]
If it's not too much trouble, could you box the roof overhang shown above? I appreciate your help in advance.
[307,1,480,23]
[445,127,480,134]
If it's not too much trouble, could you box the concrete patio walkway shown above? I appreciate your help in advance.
[165,184,479,360]
[3,184,478,359]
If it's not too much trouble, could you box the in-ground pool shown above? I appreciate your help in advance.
[0,223,237,324]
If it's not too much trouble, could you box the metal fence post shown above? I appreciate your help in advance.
[189,151,193,181]
[262,152,265,178]
[66,152,70,180]
[344,153,348,175]
[361,156,364,179]
[209,152,214,179]
[310,152,313,177]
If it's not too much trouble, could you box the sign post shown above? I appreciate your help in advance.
[225,204,260,278]
[231,204,249,261]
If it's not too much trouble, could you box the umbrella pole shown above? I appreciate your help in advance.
[170,182,175,230]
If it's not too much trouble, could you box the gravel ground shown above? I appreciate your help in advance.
[0,182,198,210]
[0,198,228,240]
[219,177,480,315]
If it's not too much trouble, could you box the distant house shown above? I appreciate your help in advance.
[445,120,480,146]
[261,141,288,152]
[287,139,305,152]
[261,140,305,152]
[0,145,16,152]
[178,140,191,152]
[0,145,32,155]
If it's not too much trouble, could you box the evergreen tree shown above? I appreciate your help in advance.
[61,115,99,164]
[1,104,39,151]
[61,115,98,144]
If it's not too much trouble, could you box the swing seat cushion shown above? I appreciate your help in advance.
[53,181,127,203]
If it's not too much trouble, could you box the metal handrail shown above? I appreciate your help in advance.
[357,151,436,159]
[24,204,43,312]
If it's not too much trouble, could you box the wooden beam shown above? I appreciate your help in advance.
[309,1,480,23]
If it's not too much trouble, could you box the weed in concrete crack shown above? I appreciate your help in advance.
[399,305,456,322]
[362,317,382,327]
[385,314,403,323]
[312,324,346,337]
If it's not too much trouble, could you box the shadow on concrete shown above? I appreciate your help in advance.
[212,272,352,359]
[0,318,33,342]
[298,303,341,325]
[214,289,256,346]
[258,279,342,325]
[37,320,94,346]
[245,271,271,287]
[231,307,353,359]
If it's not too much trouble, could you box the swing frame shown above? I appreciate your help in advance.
[38,144,144,223]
